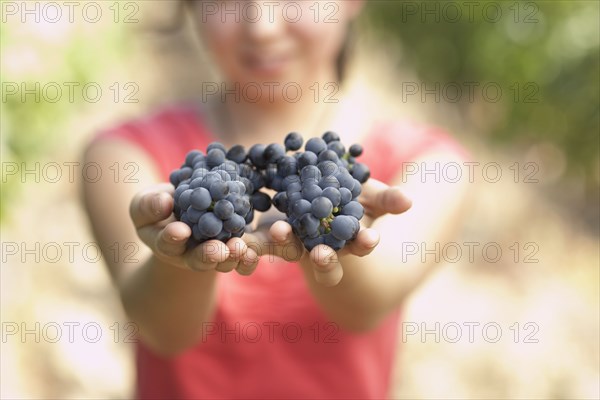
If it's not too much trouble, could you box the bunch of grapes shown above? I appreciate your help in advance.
[169,143,271,247]
[267,132,369,251]
[169,132,370,251]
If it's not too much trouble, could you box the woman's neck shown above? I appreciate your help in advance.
[204,71,343,148]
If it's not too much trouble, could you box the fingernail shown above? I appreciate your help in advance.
[243,252,257,266]
[152,194,162,215]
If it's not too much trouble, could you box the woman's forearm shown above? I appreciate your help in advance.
[300,249,400,332]
[118,256,218,356]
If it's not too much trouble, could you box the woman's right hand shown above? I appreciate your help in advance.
[130,183,260,274]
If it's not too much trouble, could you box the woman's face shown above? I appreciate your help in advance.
[192,1,363,87]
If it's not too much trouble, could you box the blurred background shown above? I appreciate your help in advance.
[1,1,598,398]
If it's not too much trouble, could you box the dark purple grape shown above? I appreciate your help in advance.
[185,150,203,166]
[330,215,357,241]
[286,181,302,196]
[264,143,286,163]
[190,187,212,210]
[321,131,340,143]
[303,235,325,251]
[227,193,251,216]
[324,234,346,251]
[321,187,341,207]
[249,144,267,168]
[226,181,242,195]
[291,199,312,218]
[311,196,333,219]
[200,172,222,189]
[265,164,278,181]
[270,175,283,191]
[187,206,205,223]
[192,224,208,241]
[288,191,303,206]
[301,184,322,202]
[327,141,345,157]
[207,142,227,153]
[284,132,303,151]
[318,176,340,190]
[277,156,298,177]
[335,170,355,190]
[238,163,253,178]
[341,201,364,219]
[180,211,192,227]
[209,180,230,200]
[251,192,272,212]
[215,230,232,242]
[339,187,353,206]
[213,169,232,182]
[226,145,247,163]
[248,170,266,190]
[300,165,321,182]
[298,213,320,238]
[214,199,234,220]
[305,137,327,155]
[224,214,246,233]
[351,163,370,184]
[317,149,339,163]
[273,191,289,213]
[198,212,223,237]
[191,168,209,180]
[174,183,189,202]
[178,189,193,210]
[318,161,339,177]
[349,144,363,157]
[206,148,226,169]
[244,209,255,224]
[282,174,301,191]
[239,177,254,194]
[170,170,181,186]
[297,151,318,169]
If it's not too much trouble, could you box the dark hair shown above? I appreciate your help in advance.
[336,22,356,83]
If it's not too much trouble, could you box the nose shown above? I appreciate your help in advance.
[242,1,284,43]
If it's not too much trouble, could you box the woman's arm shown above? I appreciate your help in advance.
[271,149,470,331]
[82,139,256,356]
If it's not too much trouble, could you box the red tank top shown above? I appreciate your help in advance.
[96,104,466,399]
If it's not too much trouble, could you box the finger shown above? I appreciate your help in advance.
[269,221,304,262]
[130,184,175,229]
[308,245,344,287]
[185,240,230,272]
[216,237,247,273]
[243,227,303,262]
[344,228,380,257]
[242,229,271,257]
[154,221,192,257]
[235,246,260,276]
[359,180,412,220]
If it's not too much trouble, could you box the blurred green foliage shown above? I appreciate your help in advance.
[364,0,599,185]
[0,18,127,221]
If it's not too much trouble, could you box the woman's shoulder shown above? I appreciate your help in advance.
[95,103,206,142]
[360,118,470,184]
[89,103,213,180]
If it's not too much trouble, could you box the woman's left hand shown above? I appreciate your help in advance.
[267,178,412,286]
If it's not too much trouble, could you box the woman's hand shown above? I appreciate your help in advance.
[130,183,260,275]
[267,178,412,286]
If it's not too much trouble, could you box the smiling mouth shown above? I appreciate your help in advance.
[242,53,291,74]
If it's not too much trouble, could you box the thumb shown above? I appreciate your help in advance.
[130,183,175,229]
